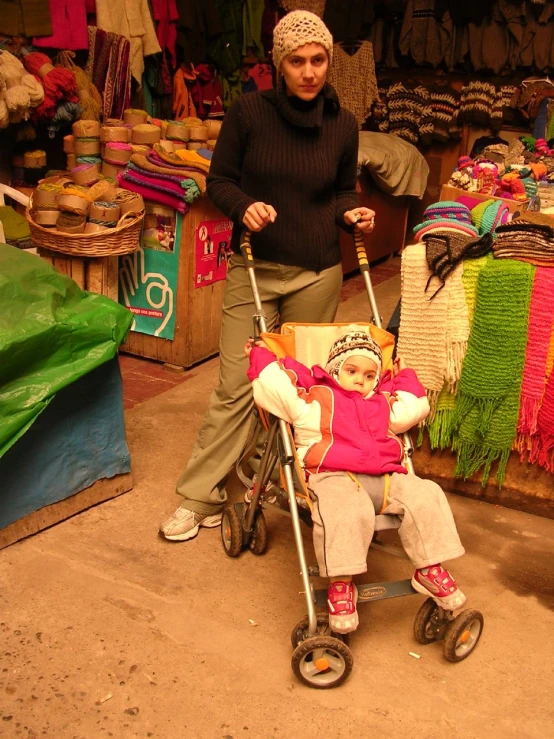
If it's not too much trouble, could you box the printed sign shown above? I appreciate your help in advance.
[118,203,181,339]
[195,218,233,288]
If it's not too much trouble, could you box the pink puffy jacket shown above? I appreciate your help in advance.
[247,347,430,477]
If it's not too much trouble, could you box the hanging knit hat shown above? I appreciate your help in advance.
[325,325,383,386]
[272,10,334,75]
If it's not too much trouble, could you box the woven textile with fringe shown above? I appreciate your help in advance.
[516,268,554,457]
[451,259,535,487]
[397,244,469,418]
[529,323,554,473]
[426,255,490,449]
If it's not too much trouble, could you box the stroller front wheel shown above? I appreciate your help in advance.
[249,510,268,555]
[292,636,353,689]
[221,506,243,557]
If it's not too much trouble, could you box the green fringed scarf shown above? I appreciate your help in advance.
[451,258,535,486]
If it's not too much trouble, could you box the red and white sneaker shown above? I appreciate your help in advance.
[412,565,466,611]
[328,581,359,634]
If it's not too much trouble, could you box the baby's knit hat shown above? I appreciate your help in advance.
[272,10,334,75]
[325,325,382,385]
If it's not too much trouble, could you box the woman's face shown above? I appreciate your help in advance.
[281,43,328,100]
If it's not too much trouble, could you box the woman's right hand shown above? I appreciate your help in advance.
[242,202,277,232]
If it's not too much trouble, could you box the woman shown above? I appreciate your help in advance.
[160,10,376,541]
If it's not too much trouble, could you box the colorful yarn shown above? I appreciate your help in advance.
[22,51,78,123]
[76,155,102,165]
[54,50,102,121]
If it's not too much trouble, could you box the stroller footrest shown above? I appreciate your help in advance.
[314,579,416,606]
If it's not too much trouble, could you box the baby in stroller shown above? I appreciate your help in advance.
[245,324,466,635]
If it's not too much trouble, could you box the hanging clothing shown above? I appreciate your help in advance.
[327,41,378,129]
[323,0,375,44]
[399,0,444,68]
[242,0,265,58]
[32,0,88,49]
[190,64,224,118]
[95,0,161,86]
[247,63,273,92]
[151,0,179,68]
[175,0,222,66]
[172,65,198,120]
[86,25,132,120]
[0,0,52,37]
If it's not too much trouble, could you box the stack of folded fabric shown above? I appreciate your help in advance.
[0,205,33,249]
[493,212,554,266]
[117,143,210,214]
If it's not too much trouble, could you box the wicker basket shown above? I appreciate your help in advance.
[26,197,144,257]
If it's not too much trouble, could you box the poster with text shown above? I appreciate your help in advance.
[195,218,233,288]
[118,203,181,339]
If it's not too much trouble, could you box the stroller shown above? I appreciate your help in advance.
[221,230,484,688]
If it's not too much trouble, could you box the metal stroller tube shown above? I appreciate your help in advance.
[353,229,415,474]
[240,229,319,636]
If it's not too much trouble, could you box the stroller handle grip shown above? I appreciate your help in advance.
[354,228,370,273]
[240,230,255,266]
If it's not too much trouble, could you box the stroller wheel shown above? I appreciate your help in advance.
[292,636,353,689]
[443,609,484,662]
[249,510,268,555]
[221,506,243,557]
[413,597,443,645]
[291,614,351,648]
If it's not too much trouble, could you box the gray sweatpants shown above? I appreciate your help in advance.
[175,254,343,514]
[310,471,465,577]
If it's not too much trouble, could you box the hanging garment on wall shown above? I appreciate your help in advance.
[429,82,461,142]
[498,0,526,70]
[399,0,444,67]
[247,63,273,91]
[279,1,325,17]
[0,0,52,37]
[86,26,132,120]
[434,0,495,25]
[327,41,378,128]
[459,81,503,132]
[384,80,434,146]
[151,0,179,68]
[176,0,223,65]
[172,65,198,119]
[533,1,554,72]
[323,0,375,44]
[242,0,265,58]
[189,63,224,118]
[32,0,88,49]
[95,0,162,86]
[479,4,511,74]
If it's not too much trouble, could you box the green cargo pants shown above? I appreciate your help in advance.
[175,254,343,514]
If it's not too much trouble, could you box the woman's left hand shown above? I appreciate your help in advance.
[344,207,376,233]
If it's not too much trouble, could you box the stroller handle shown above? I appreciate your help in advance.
[240,230,255,266]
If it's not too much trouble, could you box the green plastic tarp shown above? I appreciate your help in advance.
[0,244,133,458]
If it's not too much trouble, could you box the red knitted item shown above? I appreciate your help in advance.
[516,269,554,456]
[529,370,554,473]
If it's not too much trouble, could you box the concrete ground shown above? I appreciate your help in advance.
[1,266,553,739]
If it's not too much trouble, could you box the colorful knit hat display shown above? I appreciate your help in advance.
[272,10,334,74]
[413,201,479,238]
[470,199,511,235]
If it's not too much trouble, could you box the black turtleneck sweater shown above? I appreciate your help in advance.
[206,85,359,273]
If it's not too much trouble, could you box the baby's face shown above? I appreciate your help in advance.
[338,355,379,396]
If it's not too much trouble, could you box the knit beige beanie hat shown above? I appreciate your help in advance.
[272,10,334,75]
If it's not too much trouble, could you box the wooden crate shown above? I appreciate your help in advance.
[439,184,524,215]
[120,196,227,369]
[37,248,119,300]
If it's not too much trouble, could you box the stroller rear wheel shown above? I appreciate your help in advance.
[292,636,353,689]
[249,510,268,555]
[221,506,243,557]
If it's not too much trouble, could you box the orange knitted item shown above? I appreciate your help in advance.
[172,67,197,121]
[530,162,547,181]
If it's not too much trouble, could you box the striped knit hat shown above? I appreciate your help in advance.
[413,201,479,237]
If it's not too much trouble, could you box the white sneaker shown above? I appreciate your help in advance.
[244,479,279,505]
[159,506,222,541]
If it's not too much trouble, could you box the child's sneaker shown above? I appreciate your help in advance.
[328,581,359,634]
[411,565,466,611]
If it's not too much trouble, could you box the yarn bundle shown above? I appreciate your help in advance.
[0,51,44,128]
[54,51,102,122]
[21,51,79,125]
